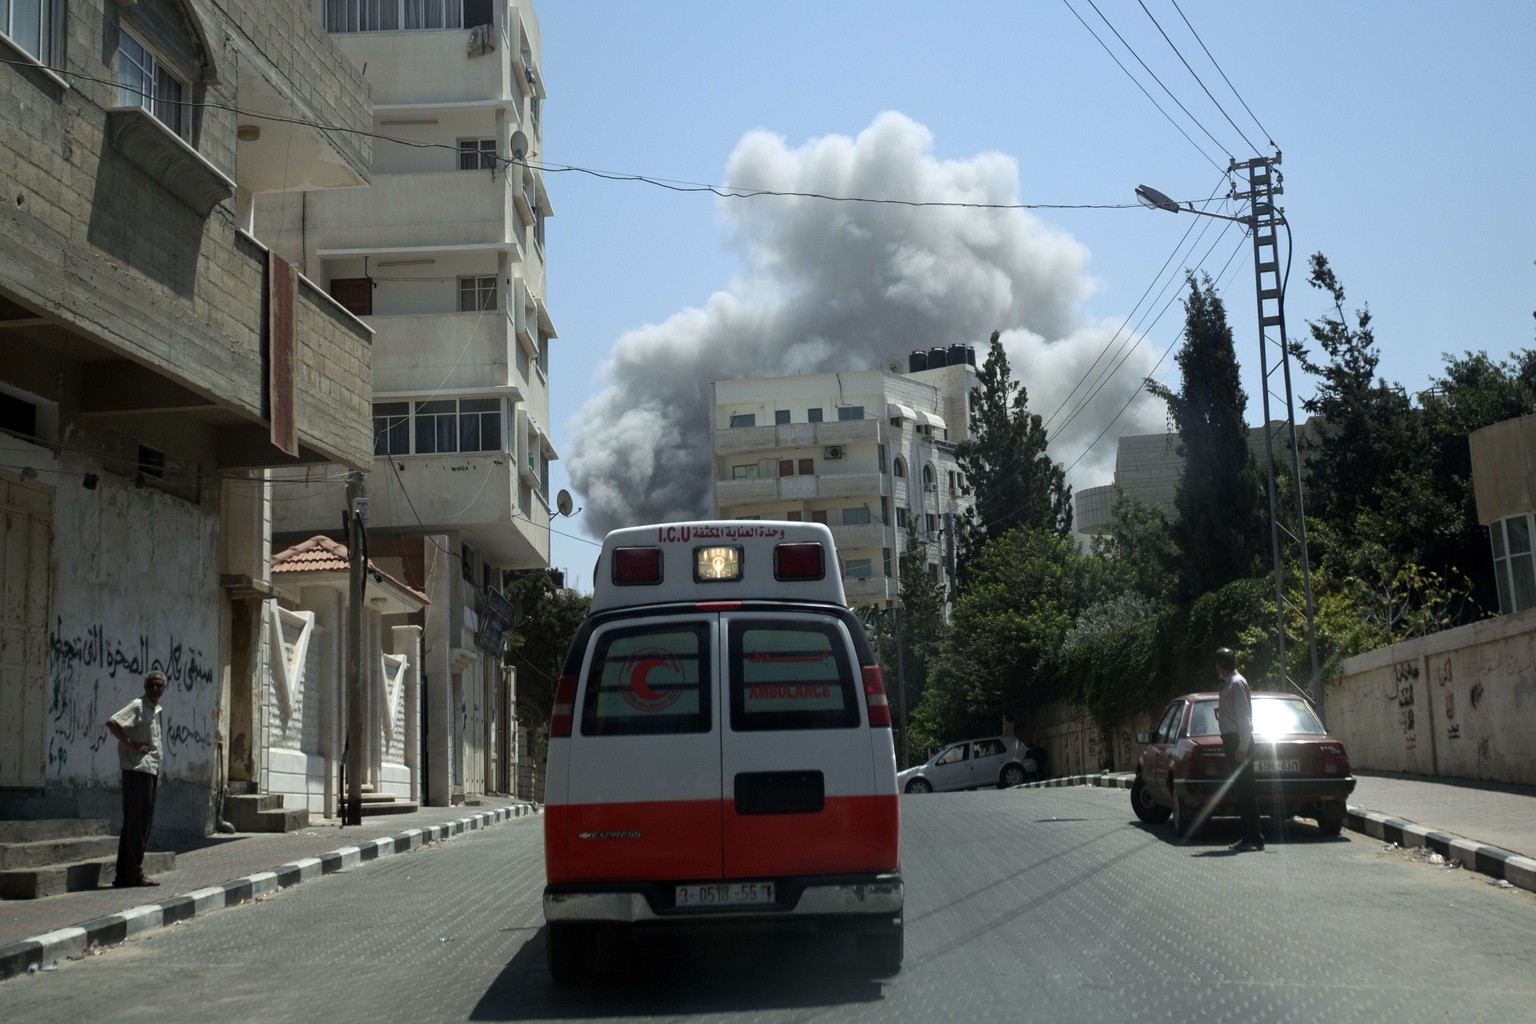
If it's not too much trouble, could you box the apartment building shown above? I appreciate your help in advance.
[258,0,554,805]
[711,348,979,607]
[1,0,374,834]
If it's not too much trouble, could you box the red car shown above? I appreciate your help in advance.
[1131,692,1356,838]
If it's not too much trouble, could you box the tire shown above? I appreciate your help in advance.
[1131,775,1171,823]
[905,777,932,794]
[546,922,596,984]
[999,763,1027,788]
[1316,807,1344,836]
[856,913,904,977]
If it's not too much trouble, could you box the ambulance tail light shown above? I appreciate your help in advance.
[775,542,825,580]
[550,674,579,737]
[862,665,892,728]
[612,547,663,585]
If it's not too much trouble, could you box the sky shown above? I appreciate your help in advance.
[532,1,1536,591]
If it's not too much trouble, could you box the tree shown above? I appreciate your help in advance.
[955,331,1072,588]
[893,522,947,727]
[1144,274,1266,601]
[502,569,590,755]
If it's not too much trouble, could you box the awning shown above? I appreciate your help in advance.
[915,410,948,431]
[886,403,917,421]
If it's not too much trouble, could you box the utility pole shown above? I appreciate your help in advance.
[1136,158,1322,704]
[343,471,367,826]
[1231,155,1321,705]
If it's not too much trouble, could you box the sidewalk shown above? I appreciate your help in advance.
[1034,770,1536,893]
[0,796,539,981]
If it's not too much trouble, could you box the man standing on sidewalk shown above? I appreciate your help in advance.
[106,671,167,887]
[1214,648,1264,852]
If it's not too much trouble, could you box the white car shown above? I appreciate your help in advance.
[897,736,1040,793]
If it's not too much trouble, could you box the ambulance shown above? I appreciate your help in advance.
[542,521,904,982]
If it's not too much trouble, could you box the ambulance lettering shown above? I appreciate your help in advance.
[620,648,685,713]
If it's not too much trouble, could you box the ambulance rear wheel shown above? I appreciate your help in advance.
[856,914,904,977]
[546,922,596,984]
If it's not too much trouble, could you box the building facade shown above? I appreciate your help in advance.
[710,350,979,608]
[1,0,375,835]
[259,1,555,805]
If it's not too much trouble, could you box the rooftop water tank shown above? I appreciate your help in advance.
[908,350,929,373]
[927,347,948,368]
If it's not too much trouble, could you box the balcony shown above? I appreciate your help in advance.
[714,419,882,455]
[715,471,886,510]
[332,27,521,105]
[829,523,890,551]
[843,575,894,605]
[312,169,518,252]
[369,311,520,394]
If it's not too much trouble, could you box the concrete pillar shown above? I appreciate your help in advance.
[394,625,422,804]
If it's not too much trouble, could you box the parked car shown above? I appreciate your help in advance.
[1130,691,1356,837]
[897,736,1042,793]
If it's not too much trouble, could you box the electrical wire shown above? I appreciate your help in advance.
[1169,0,1277,148]
[1136,0,1260,154]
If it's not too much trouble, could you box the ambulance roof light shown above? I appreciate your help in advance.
[775,542,825,581]
[613,547,663,585]
[695,545,742,582]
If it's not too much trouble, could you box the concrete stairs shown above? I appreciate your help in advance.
[355,786,419,816]
[222,789,309,834]
[0,819,176,899]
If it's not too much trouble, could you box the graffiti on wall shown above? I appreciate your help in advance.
[1390,660,1418,751]
[48,618,217,771]
[1435,656,1459,740]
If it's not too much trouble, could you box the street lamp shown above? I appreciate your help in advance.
[1135,162,1321,705]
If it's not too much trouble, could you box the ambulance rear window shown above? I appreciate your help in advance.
[729,620,860,732]
[581,623,711,736]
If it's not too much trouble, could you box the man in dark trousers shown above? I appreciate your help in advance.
[106,671,167,887]
[1214,648,1264,852]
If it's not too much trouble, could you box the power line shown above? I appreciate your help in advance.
[1169,0,1277,148]
[1137,0,1260,154]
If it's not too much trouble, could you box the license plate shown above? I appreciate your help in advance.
[674,882,775,908]
[1255,759,1300,773]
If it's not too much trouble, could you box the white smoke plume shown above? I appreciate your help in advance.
[567,111,1165,538]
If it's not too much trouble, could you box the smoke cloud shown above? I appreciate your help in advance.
[567,111,1165,537]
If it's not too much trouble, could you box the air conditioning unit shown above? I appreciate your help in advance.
[924,482,938,492]
[824,446,844,459]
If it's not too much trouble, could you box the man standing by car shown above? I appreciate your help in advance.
[106,671,166,887]
[1214,648,1263,852]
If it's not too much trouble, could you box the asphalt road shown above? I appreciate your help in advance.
[5,787,1534,1023]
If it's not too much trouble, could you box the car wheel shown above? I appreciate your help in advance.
[904,777,932,794]
[856,913,904,977]
[999,763,1027,788]
[1131,776,1171,823]
[546,922,596,984]
[1316,806,1345,836]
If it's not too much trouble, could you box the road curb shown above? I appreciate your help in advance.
[0,802,538,982]
[1019,775,1536,897]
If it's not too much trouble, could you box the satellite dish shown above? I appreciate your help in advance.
[556,489,575,517]
[510,130,529,161]
[886,358,903,374]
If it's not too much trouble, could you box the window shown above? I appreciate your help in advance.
[458,138,497,170]
[117,28,187,137]
[774,410,791,425]
[837,406,865,421]
[1492,514,1536,614]
[731,465,759,480]
[729,413,756,428]
[786,511,803,522]
[730,621,858,733]
[810,510,828,525]
[330,278,373,317]
[582,623,711,736]
[892,456,906,478]
[895,507,908,529]
[842,507,870,526]
[459,276,497,311]
[843,558,873,579]
[2,0,53,62]
[373,402,410,455]
[325,0,494,32]
[922,465,937,490]
[880,497,889,523]
[412,398,502,454]
[807,408,824,423]
[777,459,814,477]
[925,513,938,535]
[878,444,886,473]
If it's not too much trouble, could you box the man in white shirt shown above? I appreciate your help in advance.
[106,671,167,887]
[1214,648,1264,852]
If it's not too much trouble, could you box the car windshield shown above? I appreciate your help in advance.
[1188,697,1326,738]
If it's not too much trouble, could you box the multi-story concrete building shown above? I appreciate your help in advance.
[711,348,979,607]
[259,1,555,805]
[1,0,375,835]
